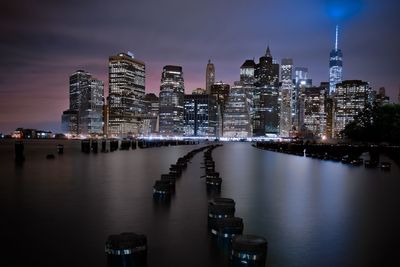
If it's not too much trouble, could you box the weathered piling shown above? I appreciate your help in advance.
[105,232,147,267]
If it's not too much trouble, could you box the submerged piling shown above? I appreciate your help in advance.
[105,232,147,267]
[231,235,268,267]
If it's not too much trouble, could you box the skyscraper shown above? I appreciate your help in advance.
[334,80,372,137]
[223,82,252,138]
[251,47,280,136]
[206,60,215,94]
[183,94,218,137]
[301,86,327,137]
[240,59,256,84]
[255,46,279,87]
[329,25,343,94]
[159,65,185,136]
[108,52,145,137]
[61,70,104,135]
[79,77,104,135]
[211,81,230,136]
[279,58,294,137]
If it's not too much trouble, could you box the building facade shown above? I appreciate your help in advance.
[279,58,294,137]
[223,82,252,138]
[211,81,230,137]
[183,94,218,137]
[159,65,185,136]
[301,86,327,137]
[334,80,373,137]
[108,52,145,137]
[61,70,104,136]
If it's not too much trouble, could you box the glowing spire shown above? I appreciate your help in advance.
[335,25,339,51]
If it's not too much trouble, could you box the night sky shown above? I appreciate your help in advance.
[0,0,399,133]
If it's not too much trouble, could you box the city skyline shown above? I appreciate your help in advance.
[1,0,399,133]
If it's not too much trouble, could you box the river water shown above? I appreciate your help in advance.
[1,140,400,267]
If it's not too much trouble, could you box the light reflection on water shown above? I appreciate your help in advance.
[1,140,400,267]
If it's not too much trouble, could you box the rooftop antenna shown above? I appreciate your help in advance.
[335,25,339,51]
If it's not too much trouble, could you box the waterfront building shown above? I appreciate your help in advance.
[141,93,159,134]
[159,65,185,136]
[79,77,104,135]
[334,80,373,137]
[206,60,215,94]
[329,25,343,94]
[211,81,230,136]
[260,85,280,135]
[61,70,104,136]
[108,52,145,137]
[61,110,79,135]
[279,58,294,137]
[301,86,327,137]
[223,82,252,138]
[183,94,218,137]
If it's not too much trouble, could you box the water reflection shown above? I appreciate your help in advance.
[1,140,400,267]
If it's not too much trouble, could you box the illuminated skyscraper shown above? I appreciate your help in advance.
[108,52,145,137]
[301,86,326,137]
[334,80,373,137]
[240,59,256,84]
[223,82,252,138]
[80,77,104,135]
[183,94,218,137]
[329,25,343,94]
[255,46,279,87]
[159,65,185,136]
[61,70,104,135]
[206,60,215,94]
[279,58,294,137]
[211,81,230,136]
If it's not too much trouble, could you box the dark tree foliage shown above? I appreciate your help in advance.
[342,104,400,144]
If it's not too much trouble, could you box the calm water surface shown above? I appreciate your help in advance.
[1,140,400,267]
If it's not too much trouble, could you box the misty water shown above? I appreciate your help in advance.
[1,140,400,267]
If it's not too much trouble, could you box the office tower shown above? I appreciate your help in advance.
[255,46,279,87]
[279,58,294,137]
[329,25,343,94]
[211,81,230,136]
[301,86,327,137]
[140,93,159,135]
[374,87,390,106]
[61,110,78,134]
[108,52,145,137]
[143,93,159,116]
[260,86,280,135]
[251,47,280,136]
[211,82,230,110]
[61,70,104,135]
[294,67,310,85]
[334,80,373,137]
[159,65,185,136]
[240,59,256,84]
[79,77,104,135]
[206,60,215,94]
[223,82,252,138]
[183,94,218,137]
